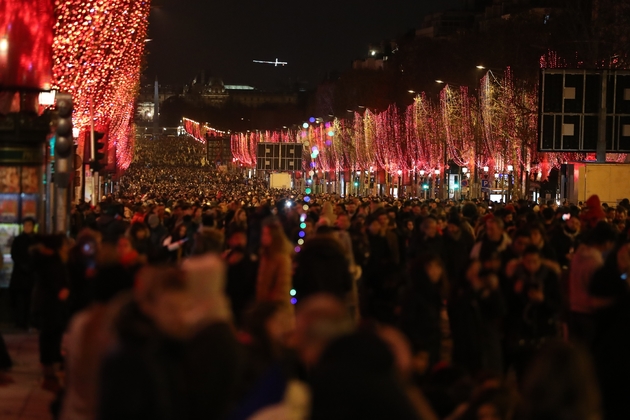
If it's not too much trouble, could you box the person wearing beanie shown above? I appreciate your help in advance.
[581,195,607,229]
[99,263,240,420]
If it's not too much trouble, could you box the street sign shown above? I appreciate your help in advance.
[256,142,303,171]
[481,179,490,192]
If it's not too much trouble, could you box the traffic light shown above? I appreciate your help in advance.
[90,131,107,172]
[54,93,73,188]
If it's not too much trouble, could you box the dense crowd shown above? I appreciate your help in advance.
[2,136,630,420]
[120,136,266,201]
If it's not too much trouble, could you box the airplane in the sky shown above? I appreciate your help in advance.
[252,58,288,67]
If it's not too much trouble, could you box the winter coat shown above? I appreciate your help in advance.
[399,275,444,365]
[98,302,241,420]
[31,250,70,331]
[506,265,562,348]
[9,233,38,291]
[444,230,475,290]
[449,287,506,375]
[226,252,258,326]
[591,286,630,420]
[256,253,292,304]
[61,300,120,420]
[470,233,511,260]
[407,234,446,263]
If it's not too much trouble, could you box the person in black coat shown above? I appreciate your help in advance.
[363,215,400,323]
[406,216,446,265]
[31,234,71,391]
[99,265,241,420]
[292,235,353,302]
[505,245,562,381]
[449,261,506,376]
[399,254,449,369]
[443,215,475,292]
[66,229,101,317]
[223,229,258,327]
[310,331,421,420]
[9,217,38,329]
[589,241,630,420]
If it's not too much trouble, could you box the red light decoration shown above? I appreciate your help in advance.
[185,51,626,181]
[52,0,151,170]
[0,0,54,91]
[182,117,226,143]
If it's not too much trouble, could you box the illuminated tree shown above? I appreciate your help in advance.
[52,0,151,170]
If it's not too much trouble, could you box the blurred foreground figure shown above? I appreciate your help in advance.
[98,255,240,420]
[60,263,136,420]
[519,340,601,420]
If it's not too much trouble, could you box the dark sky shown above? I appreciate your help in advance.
[145,0,463,90]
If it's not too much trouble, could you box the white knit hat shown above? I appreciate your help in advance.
[181,254,232,325]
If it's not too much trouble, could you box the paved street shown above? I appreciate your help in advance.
[0,332,55,420]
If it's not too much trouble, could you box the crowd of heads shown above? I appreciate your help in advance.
[4,134,630,420]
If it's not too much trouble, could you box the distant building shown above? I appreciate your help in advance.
[475,0,563,32]
[135,72,299,122]
[352,40,398,70]
[415,10,475,39]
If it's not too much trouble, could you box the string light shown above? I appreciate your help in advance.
[183,118,226,143]
[52,0,151,170]
[186,50,626,182]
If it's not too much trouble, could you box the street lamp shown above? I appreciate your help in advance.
[483,166,489,173]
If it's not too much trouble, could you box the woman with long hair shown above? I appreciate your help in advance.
[226,208,248,238]
[256,219,293,305]
[163,223,190,263]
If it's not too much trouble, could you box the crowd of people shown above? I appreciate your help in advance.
[119,136,266,203]
[1,135,630,420]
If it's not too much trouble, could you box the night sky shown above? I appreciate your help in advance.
[145,0,462,90]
